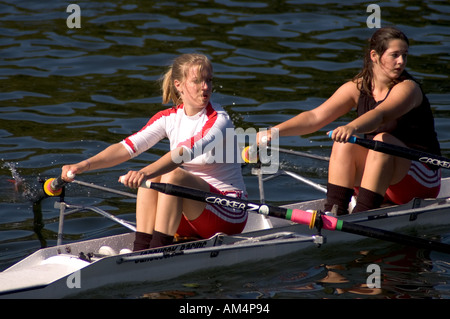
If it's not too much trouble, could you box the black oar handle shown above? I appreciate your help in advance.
[328,131,449,169]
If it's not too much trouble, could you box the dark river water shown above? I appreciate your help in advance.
[1,0,450,300]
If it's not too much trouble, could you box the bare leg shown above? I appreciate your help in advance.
[135,175,161,234]
[324,142,367,214]
[327,132,410,214]
[133,168,211,249]
[154,168,209,236]
[359,133,410,195]
[328,142,367,188]
[135,168,210,235]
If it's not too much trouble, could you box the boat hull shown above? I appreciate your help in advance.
[0,229,321,298]
[2,180,450,298]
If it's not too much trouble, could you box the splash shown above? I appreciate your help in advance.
[1,161,35,201]
[3,162,23,190]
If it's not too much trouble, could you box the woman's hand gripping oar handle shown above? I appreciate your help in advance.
[241,135,267,163]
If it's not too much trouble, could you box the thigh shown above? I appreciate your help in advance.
[328,141,368,188]
[177,187,248,238]
[370,133,411,185]
[135,175,161,233]
[160,168,210,221]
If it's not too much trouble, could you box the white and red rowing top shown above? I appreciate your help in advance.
[121,102,246,193]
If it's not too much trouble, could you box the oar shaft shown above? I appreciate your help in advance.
[272,147,330,162]
[329,131,449,169]
[339,221,450,254]
[144,181,290,220]
[72,180,137,199]
[141,180,450,254]
[243,145,330,163]
[353,137,448,167]
[34,171,137,203]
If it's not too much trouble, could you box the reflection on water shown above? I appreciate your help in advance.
[71,241,449,299]
[1,0,449,298]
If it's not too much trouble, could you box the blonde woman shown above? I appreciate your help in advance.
[62,54,247,250]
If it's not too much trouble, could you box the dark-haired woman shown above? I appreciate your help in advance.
[258,27,441,215]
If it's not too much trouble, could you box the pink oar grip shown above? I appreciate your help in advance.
[289,209,314,226]
[320,214,339,230]
[288,209,338,230]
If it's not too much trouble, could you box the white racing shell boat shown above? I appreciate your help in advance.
[2,137,450,299]
[1,173,450,299]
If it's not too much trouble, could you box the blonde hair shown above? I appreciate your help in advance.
[161,53,213,105]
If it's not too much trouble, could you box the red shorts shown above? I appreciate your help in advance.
[176,185,248,239]
[385,161,441,204]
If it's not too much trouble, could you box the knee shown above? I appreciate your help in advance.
[372,132,393,143]
[330,141,358,161]
[160,168,185,185]
[369,133,403,161]
[329,141,368,177]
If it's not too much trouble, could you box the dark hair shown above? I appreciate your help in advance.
[353,27,412,95]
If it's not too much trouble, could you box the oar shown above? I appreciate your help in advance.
[127,179,450,254]
[328,131,449,169]
[272,147,330,162]
[32,172,137,203]
[242,144,329,163]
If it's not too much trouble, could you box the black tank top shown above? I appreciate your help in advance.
[356,80,441,157]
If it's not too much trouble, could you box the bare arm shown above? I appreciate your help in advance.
[119,147,184,188]
[61,143,131,180]
[62,140,185,189]
[259,81,359,143]
[331,80,422,142]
